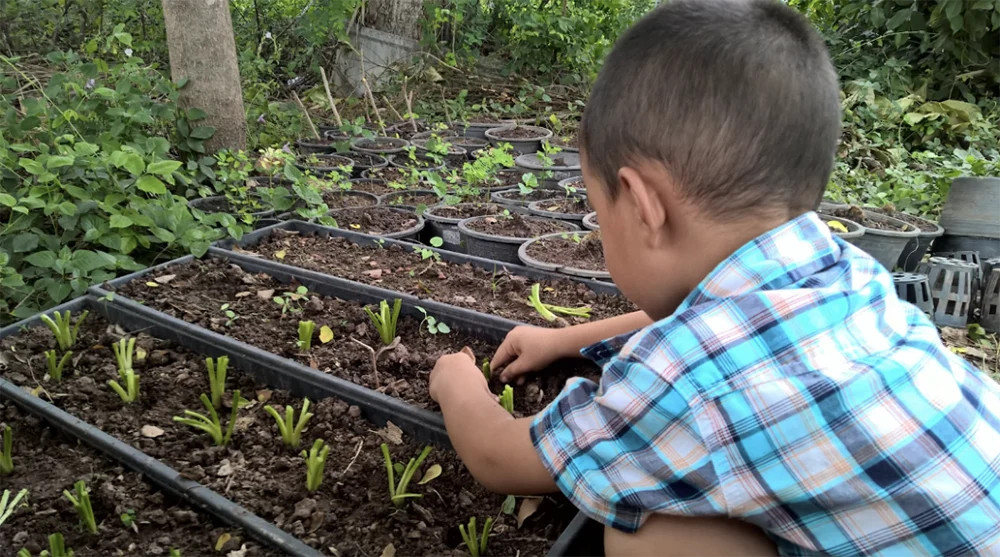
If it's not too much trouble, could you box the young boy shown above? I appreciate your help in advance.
[429,0,1000,554]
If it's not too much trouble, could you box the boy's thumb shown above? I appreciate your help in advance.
[459,346,475,362]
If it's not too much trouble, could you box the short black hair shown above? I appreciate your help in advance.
[580,0,840,218]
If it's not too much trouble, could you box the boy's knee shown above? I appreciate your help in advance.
[604,514,778,557]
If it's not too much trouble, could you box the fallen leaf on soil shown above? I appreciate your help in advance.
[502,495,516,515]
[309,358,319,369]
[135,347,147,361]
[217,460,234,477]
[144,281,159,288]
[153,274,176,284]
[517,498,543,528]
[29,385,43,397]
[374,421,404,445]
[380,544,396,557]
[215,533,232,551]
[235,291,251,298]
[319,326,335,344]
[365,269,383,279]
[140,425,164,438]
[274,249,287,260]
[257,289,275,299]
[417,464,442,484]
[256,389,273,402]
[227,545,249,557]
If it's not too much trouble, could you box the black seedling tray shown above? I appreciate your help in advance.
[0,297,324,557]
[89,257,603,555]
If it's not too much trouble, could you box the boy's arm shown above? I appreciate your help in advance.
[430,352,557,494]
[491,310,653,382]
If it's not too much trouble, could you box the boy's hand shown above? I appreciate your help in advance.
[490,326,569,384]
[430,347,489,403]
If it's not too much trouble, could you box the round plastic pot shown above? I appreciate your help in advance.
[485,125,553,155]
[188,196,274,219]
[457,215,579,265]
[377,188,440,208]
[528,196,589,222]
[816,212,864,242]
[455,120,515,140]
[321,128,350,141]
[411,129,458,141]
[490,186,569,208]
[453,137,489,159]
[423,203,525,252]
[885,213,944,272]
[582,211,599,231]
[295,137,338,154]
[411,140,468,158]
[350,137,409,155]
[295,153,356,176]
[246,175,293,188]
[322,189,380,209]
[387,153,446,172]
[849,210,920,270]
[345,151,388,178]
[932,235,1000,262]
[328,206,425,241]
[546,137,579,153]
[518,232,612,281]
[515,152,582,188]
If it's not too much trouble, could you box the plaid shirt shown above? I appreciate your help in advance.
[532,212,1000,556]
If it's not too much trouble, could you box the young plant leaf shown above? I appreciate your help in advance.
[319,325,334,343]
[417,463,442,484]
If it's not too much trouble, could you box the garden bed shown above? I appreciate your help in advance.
[525,233,607,273]
[329,206,420,236]
[1,309,573,556]
[464,213,573,237]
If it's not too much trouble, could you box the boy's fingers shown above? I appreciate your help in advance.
[490,339,517,374]
[498,359,529,383]
[459,346,475,363]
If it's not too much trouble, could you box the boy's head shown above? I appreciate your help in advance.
[581,0,840,318]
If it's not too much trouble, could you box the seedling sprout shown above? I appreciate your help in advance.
[264,398,313,449]
[365,299,402,346]
[109,337,140,403]
[63,480,97,534]
[499,385,514,414]
[527,283,591,321]
[0,488,28,526]
[173,391,243,446]
[45,349,72,382]
[302,438,330,492]
[382,444,437,506]
[459,516,495,557]
[205,356,229,409]
[40,310,88,351]
[415,306,451,335]
[297,320,316,351]
[1,426,14,475]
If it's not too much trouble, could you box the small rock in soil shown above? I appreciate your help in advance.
[13,531,29,544]
[348,405,361,418]
[293,498,318,520]
[217,460,234,476]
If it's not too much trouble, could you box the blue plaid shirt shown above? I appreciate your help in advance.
[532,212,1000,556]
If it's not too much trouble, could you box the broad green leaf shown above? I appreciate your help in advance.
[0,193,16,207]
[58,201,77,216]
[124,153,146,176]
[136,175,167,194]
[46,155,75,169]
[150,227,176,242]
[12,233,39,253]
[886,8,911,30]
[190,126,215,139]
[110,215,133,228]
[24,250,58,268]
[147,160,183,176]
[71,249,117,273]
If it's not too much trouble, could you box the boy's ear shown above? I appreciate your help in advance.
[619,166,667,247]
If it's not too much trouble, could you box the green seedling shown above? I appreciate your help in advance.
[297,320,316,351]
[415,306,451,335]
[382,444,437,506]
[527,283,592,321]
[17,549,30,557]
[220,303,239,327]
[205,356,229,410]
[365,299,402,346]
[44,533,74,556]
[1,425,13,475]
[169,550,182,557]
[120,509,136,529]
[264,398,313,449]
[459,516,495,557]
[173,391,242,446]
[499,385,514,414]
[40,310,89,351]
[45,349,72,382]
[517,172,539,196]
[560,232,583,244]
[63,480,97,534]
[302,438,330,492]
[109,338,139,403]
[0,488,29,526]
[273,286,309,317]
[413,237,444,262]
[481,359,491,381]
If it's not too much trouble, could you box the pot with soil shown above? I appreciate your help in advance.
[458,212,579,264]
[362,165,422,186]
[347,177,397,196]
[547,131,579,153]
[828,206,919,270]
[411,139,469,159]
[188,196,275,219]
[345,150,388,177]
[485,125,553,154]
[515,152,582,188]
[455,117,515,139]
[583,211,599,231]
[816,212,864,243]
[388,152,446,172]
[246,174,293,187]
[934,176,1000,260]
[328,205,425,240]
[321,128,350,140]
[452,136,489,158]
[519,230,611,280]
[423,202,520,252]
[295,136,341,155]
[295,153,356,177]
[322,189,380,209]
[350,136,409,155]
[411,129,458,141]
[387,120,431,139]
[378,188,441,209]
[491,186,570,207]
[528,195,592,222]
[868,205,944,272]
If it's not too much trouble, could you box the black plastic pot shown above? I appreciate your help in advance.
[455,120,515,140]
[246,175,294,188]
[528,196,591,222]
[350,137,409,155]
[515,152,582,188]
[583,212,599,231]
[0,297,324,557]
[485,125,553,155]
[387,153,446,172]
[295,137,339,155]
[546,136,579,153]
[864,209,944,272]
[490,186,568,208]
[411,139,468,159]
[848,211,920,271]
[936,177,1000,261]
[295,153,356,177]
[816,212,865,243]
[423,203,524,252]
[345,151,389,178]
[411,129,458,141]
[452,137,489,159]
[188,196,275,219]
[458,215,579,265]
[328,205,425,240]
[377,188,441,209]
[519,231,612,281]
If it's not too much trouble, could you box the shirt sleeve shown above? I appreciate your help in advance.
[531,353,723,533]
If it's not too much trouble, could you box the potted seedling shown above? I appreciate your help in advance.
[491,173,572,207]
[328,206,426,239]
[381,444,440,506]
[109,337,140,403]
[40,309,86,383]
[817,213,865,243]
[519,231,611,280]
[388,148,446,173]
[826,205,919,270]
[582,211,599,231]
[484,124,554,155]
[345,150,389,177]
[265,398,313,449]
[351,136,409,155]
[346,177,399,196]
[527,195,593,223]
[295,153,356,178]
[458,209,579,265]
[302,439,330,492]
[378,189,441,211]
[459,516,495,557]
[868,204,945,272]
[514,150,581,188]
[173,390,244,446]
[424,203,521,252]
[190,150,277,221]
[452,136,490,158]
[64,480,98,534]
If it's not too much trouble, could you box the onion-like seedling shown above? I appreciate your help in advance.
[365,299,402,346]
[527,283,591,321]
[0,426,13,475]
[302,438,330,492]
[297,320,316,351]
[264,398,313,448]
[45,349,72,382]
[459,516,495,557]
[173,391,242,446]
[63,480,97,534]
[481,359,491,381]
[0,488,29,526]
[499,385,514,415]
[382,444,435,506]
[40,310,89,351]
[27,533,73,557]
[205,356,229,409]
[109,338,139,403]
[169,550,181,557]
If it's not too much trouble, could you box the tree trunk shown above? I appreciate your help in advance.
[162,0,246,152]
[362,0,422,41]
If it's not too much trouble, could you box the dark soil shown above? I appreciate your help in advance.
[365,166,413,184]
[533,196,592,216]
[491,127,547,140]
[831,206,912,231]
[0,401,278,556]
[551,133,578,149]
[390,154,440,170]
[298,137,339,146]
[354,139,405,152]
[526,234,607,273]
[491,169,525,189]
[322,190,377,208]
[545,155,578,168]
[346,179,396,196]
[870,207,939,232]
[453,138,488,150]
[466,214,574,239]
[469,116,506,124]
[298,154,354,169]
[495,187,570,203]
[1,313,575,556]
[427,203,508,222]
[228,231,633,326]
[560,176,584,191]
[382,192,441,207]
[587,214,599,226]
[345,151,386,169]
[330,206,419,236]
